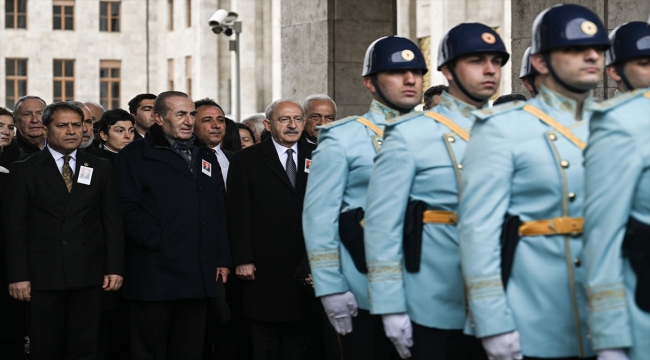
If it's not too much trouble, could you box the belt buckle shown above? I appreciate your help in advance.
[550,217,581,235]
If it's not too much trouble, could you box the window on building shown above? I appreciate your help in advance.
[53,0,74,30]
[5,59,27,109]
[5,0,27,29]
[186,56,192,97]
[186,0,191,27]
[168,59,174,90]
[100,1,120,32]
[53,60,74,102]
[168,0,173,31]
[100,60,120,110]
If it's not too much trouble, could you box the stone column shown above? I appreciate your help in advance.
[510,0,650,99]
[281,0,396,118]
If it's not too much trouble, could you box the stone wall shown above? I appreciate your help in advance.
[510,0,650,99]
[281,0,396,118]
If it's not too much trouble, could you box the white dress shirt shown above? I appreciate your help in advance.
[212,143,230,188]
[271,138,298,171]
[48,146,77,175]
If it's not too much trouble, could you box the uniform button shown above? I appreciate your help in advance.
[199,186,202,190]
[447,136,456,143]
[568,192,576,201]
[548,133,557,141]
[62,241,67,245]
[574,258,581,267]
[560,160,570,168]
[457,164,463,170]
[61,218,65,222]
[201,256,205,260]
[202,221,205,225]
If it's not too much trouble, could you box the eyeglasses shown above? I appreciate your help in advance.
[308,114,335,123]
[273,116,305,124]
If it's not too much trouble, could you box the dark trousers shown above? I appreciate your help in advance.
[250,320,308,360]
[411,321,487,360]
[338,309,399,360]
[129,298,208,360]
[30,286,103,360]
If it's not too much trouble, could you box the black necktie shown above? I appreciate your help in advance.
[285,149,296,188]
[212,149,226,200]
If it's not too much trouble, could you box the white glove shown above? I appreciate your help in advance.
[382,313,413,359]
[320,291,358,335]
[597,349,629,360]
[481,331,523,360]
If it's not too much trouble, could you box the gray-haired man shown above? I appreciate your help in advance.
[302,94,336,144]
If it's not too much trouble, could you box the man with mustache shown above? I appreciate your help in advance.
[582,20,650,360]
[3,101,124,359]
[458,4,609,359]
[13,95,46,156]
[362,25,507,359]
[227,99,316,359]
[192,98,231,186]
[303,36,425,360]
[114,91,231,359]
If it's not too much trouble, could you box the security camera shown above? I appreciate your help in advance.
[208,9,238,27]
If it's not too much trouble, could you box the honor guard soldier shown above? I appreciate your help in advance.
[583,20,650,360]
[363,23,508,359]
[303,36,426,359]
[458,4,610,359]
[520,46,540,97]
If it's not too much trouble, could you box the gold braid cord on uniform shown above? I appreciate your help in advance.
[62,155,73,193]
[522,105,586,150]
[423,112,470,142]
[355,117,384,137]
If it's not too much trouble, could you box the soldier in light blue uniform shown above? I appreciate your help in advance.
[363,23,508,360]
[583,20,650,360]
[458,4,610,359]
[303,36,426,360]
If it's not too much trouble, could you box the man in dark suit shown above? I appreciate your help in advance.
[3,101,125,359]
[227,99,316,360]
[192,98,232,187]
[127,93,157,140]
[114,91,231,359]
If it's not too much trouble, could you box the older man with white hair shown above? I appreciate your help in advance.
[301,94,337,144]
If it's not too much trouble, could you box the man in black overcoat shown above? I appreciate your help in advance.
[3,101,125,359]
[114,91,231,359]
[226,99,316,359]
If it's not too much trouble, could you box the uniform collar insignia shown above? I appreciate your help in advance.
[369,99,405,120]
[538,85,593,120]
[439,91,478,118]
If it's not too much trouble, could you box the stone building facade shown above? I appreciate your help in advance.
[0,0,282,120]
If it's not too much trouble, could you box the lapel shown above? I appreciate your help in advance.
[262,138,294,191]
[295,139,312,193]
[33,149,69,205]
[64,151,92,217]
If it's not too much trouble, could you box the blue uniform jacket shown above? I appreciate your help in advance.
[584,88,650,359]
[363,92,476,329]
[459,86,595,357]
[303,100,400,310]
